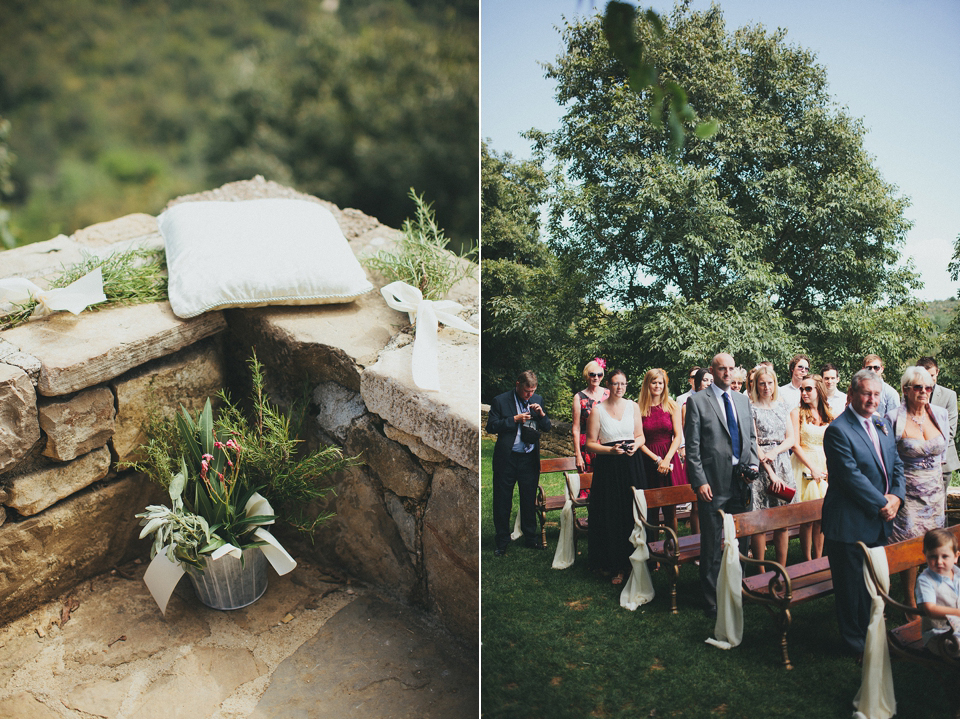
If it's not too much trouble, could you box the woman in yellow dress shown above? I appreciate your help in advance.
[790,374,835,562]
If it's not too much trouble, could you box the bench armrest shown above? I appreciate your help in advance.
[638,513,679,557]
[739,554,792,604]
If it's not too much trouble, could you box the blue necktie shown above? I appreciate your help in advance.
[723,391,741,462]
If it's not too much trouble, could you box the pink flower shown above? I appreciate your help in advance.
[226,439,241,452]
[227,460,234,468]
[594,357,607,369]
[202,453,213,462]
[214,441,223,449]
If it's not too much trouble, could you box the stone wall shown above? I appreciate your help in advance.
[480,404,575,458]
[0,177,479,646]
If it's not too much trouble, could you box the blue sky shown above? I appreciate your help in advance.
[481,0,960,301]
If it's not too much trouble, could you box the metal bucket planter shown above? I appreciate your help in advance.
[186,547,268,610]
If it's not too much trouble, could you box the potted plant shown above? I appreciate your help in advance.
[132,353,355,612]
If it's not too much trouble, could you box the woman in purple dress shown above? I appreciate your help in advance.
[637,368,689,535]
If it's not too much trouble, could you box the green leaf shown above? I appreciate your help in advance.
[695,119,719,139]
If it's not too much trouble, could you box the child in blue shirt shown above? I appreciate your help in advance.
[914,528,960,657]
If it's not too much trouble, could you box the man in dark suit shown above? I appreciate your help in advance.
[917,356,959,497]
[486,370,551,556]
[823,369,905,656]
[684,353,759,617]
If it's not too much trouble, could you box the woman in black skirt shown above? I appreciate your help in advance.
[585,369,647,585]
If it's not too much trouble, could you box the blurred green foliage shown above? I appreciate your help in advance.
[0,0,477,249]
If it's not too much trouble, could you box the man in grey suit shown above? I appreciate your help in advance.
[823,369,905,656]
[684,353,759,618]
[917,356,959,496]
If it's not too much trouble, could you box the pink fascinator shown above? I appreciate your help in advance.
[594,357,607,369]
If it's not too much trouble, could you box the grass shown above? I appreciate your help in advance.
[480,439,952,718]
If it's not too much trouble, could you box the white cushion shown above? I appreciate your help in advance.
[159,198,373,318]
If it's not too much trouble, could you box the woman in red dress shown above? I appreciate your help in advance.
[637,368,689,535]
[572,358,610,485]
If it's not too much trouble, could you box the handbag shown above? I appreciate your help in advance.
[766,483,796,502]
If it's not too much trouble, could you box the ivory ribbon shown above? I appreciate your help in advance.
[0,267,106,318]
[620,488,655,610]
[551,473,581,569]
[379,281,479,392]
[705,511,744,649]
[853,546,896,719]
[142,492,297,615]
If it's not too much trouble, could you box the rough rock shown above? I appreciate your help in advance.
[38,386,115,461]
[384,490,417,555]
[6,446,112,516]
[0,692,61,719]
[111,339,226,464]
[130,646,264,719]
[422,466,479,644]
[383,422,448,463]
[0,302,227,396]
[0,363,39,473]
[332,467,417,599]
[0,234,86,288]
[72,212,162,250]
[345,417,429,500]
[361,330,478,472]
[250,596,478,719]
[0,337,42,384]
[0,472,162,626]
[313,381,368,443]
[64,675,138,718]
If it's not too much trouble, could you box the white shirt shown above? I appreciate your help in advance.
[779,382,801,408]
[826,389,847,418]
[708,383,744,464]
[877,381,900,417]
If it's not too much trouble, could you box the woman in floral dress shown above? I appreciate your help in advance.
[749,366,796,567]
[572,358,610,497]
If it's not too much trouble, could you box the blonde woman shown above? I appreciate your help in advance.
[637,369,689,535]
[749,366,796,567]
[572,358,610,477]
[790,374,835,561]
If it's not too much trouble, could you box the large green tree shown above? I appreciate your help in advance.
[481,142,593,414]
[535,3,928,381]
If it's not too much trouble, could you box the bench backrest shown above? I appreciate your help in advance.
[564,472,592,499]
[732,499,824,538]
[882,524,960,575]
[540,457,577,475]
[643,483,697,509]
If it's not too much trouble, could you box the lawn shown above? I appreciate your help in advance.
[480,439,951,718]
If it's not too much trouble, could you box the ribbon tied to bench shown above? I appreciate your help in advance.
[705,511,743,649]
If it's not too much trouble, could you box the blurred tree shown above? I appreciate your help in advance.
[534,3,923,381]
[0,116,15,248]
[481,142,593,416]
[205,1,478,248]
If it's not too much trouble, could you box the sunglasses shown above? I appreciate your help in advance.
[800,386,815,392]
[909,385,932,392]
[865,365,882,371]
[588,372,604,378]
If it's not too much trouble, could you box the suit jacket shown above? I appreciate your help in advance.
[486,389,551,474]
[683,385,759,507]
[822,406,906,544]
[885,402,950,469]
[930,384,960,472]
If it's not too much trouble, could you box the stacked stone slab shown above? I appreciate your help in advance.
[0,177,479,646]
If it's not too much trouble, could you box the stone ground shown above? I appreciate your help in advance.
[0,558,478,718]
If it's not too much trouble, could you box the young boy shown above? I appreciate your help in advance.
[915,528,960,656]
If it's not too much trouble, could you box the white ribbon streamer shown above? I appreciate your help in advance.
[379,281,479,392]
[620,488,655,610]
[0,267,106,318]
[511,510,523,541]
[706,512,744,649]
[142,492,296,614]
[852,546,896,719]
[552,473,581,569]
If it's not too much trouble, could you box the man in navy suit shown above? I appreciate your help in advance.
[823,369,906,655]
[486,370,551,556]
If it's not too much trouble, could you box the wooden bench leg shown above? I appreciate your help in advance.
[777,608,793,670]
[669,564,679,615]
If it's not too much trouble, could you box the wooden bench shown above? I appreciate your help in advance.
[732,499,828,669]
[858,525,960,714]
[639,485,802,614]
[535,457,578,548]
[639,484,700,614]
